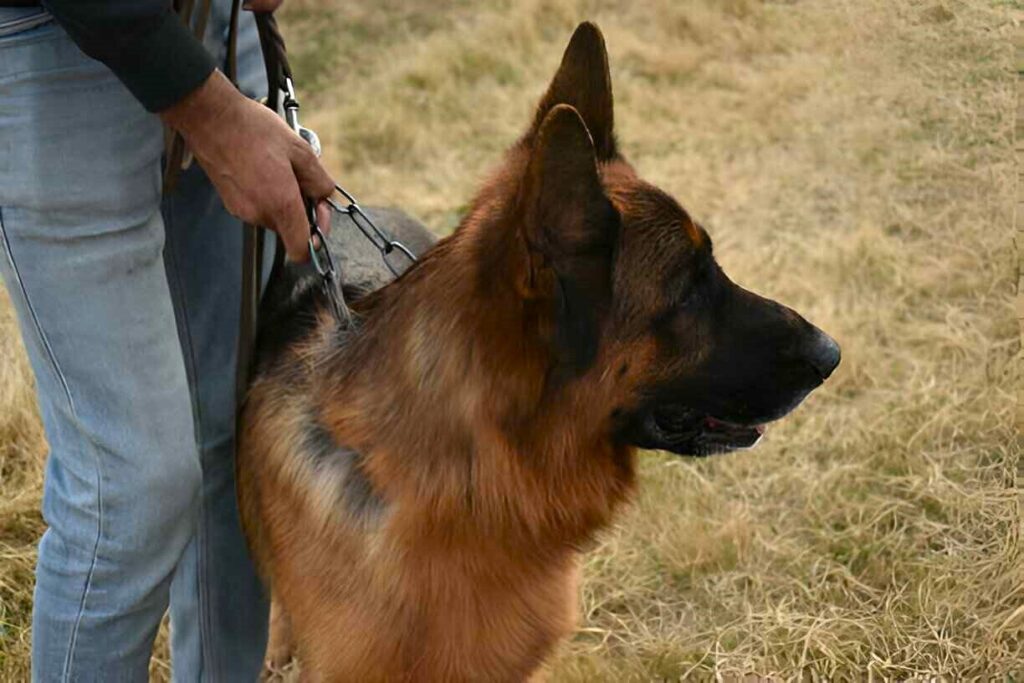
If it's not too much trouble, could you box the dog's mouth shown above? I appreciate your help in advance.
[621,405,765,457]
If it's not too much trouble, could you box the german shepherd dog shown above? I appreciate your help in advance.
[237,22,840,682]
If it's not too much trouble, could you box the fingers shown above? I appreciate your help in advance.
[306,201,331,251]
[262,144,333,262]
[268,182,312,263]
[261,196,330,263]
[316,200,331,238]
[291,142,336,200]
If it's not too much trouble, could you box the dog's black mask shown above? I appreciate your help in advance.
[617,259,840,457]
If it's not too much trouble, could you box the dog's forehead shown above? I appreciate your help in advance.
[602,167,705,265]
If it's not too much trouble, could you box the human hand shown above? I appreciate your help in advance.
[161,70,333,262]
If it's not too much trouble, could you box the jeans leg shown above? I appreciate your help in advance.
[0,23,201,683]
[163,163,271,683]
[164,4,271,682]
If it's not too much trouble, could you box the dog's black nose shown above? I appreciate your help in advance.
[803,331,841,380]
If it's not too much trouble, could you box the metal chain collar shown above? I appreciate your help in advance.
[281,77,418,322]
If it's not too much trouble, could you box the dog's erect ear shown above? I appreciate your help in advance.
[526,22,616,160]
[522,104,617,375]
[523,104,615,259]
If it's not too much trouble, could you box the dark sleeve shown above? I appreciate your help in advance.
[41,0,217,112]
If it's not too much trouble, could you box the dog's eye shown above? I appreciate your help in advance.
[664,261,707,314]
[677,270,709,309]
[676,256,717,311]
[677,287,700,310]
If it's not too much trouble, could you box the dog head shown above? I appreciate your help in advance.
[491,22,839,457]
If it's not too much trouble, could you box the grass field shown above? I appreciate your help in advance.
[1,0,1020,679]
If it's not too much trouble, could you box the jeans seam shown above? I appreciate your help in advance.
[162,198,214,681]
[0,206,104,682]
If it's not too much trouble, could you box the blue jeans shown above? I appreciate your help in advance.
[0,7,272,681]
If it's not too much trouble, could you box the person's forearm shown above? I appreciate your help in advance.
[44,0,334,262]
[42,0,215,112]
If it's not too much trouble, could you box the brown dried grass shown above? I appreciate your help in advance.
[1,0,1020,679]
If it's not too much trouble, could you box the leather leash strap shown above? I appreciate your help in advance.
[162,0,261,407]
[235,8,286,407]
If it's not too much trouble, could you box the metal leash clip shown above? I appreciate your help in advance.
[283,75,418,320]
[282,77,351,323]
[282,78,328,271]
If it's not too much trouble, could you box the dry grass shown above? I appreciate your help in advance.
[1,0,1020,679]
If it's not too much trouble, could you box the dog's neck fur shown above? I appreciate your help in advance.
[312,23,639,555]
[317,158,635,554]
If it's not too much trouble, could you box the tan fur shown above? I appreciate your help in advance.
[238,22,772,682]
[238,251,638,679]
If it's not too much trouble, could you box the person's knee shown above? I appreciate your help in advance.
[43,450,204,562]
[117,454,203,553]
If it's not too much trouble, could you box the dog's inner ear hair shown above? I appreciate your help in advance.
[523,104,618,376]
[524,21,616,161]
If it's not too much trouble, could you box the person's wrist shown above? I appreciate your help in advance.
[159,70,244,141]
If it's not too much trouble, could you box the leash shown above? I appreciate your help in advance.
[235,7,418,405]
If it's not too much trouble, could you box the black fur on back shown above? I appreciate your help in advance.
[250,206,437,377]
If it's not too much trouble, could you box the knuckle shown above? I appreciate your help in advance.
[231,202,258,225]
[270,193,296,220]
